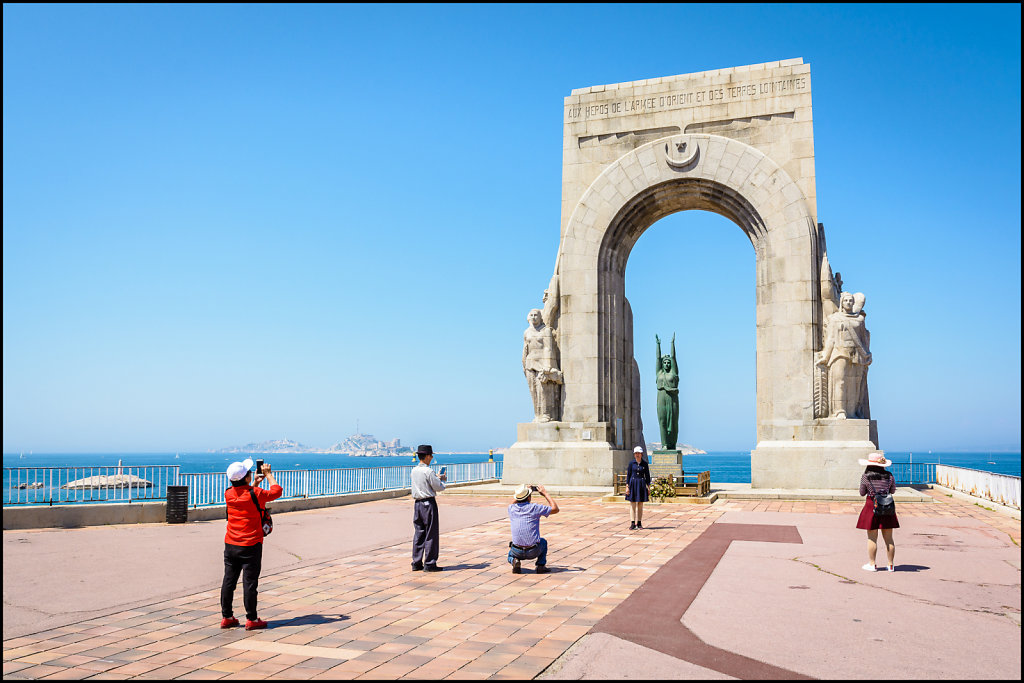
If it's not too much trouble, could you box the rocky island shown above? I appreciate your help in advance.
[216,433,412,457]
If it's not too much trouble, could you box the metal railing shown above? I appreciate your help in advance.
[3,461,503,508]
[3,465,180,505]
[178,461,503,508]
[889,463,937,486]
[935,464,1021,509]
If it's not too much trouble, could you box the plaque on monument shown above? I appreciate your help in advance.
[649,449,682,479]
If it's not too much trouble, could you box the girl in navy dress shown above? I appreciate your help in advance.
[855,451,899,572]
[626,446,651,530]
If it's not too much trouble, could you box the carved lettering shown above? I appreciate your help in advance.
[566,76,809,123]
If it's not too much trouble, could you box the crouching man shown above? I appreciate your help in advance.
[508,483,558,574]
[221,459,282,630]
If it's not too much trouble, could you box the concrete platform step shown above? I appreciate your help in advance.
[600,494,715,504]
[710,485,931,502]
[601,485,932,504]
[443,483,613,498]
[446,482,933,503]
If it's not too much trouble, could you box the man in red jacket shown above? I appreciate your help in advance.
[221,458,282,630]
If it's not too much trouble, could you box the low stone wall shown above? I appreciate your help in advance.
[2,479,497,530]
[931,483,1021,520]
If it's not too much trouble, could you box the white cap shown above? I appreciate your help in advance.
[226,458,254,482]
[633,446,644,453]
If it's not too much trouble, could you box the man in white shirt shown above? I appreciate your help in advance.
[410,444,447,572]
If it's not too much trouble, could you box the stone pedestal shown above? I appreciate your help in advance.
[507,418,879,490]
[649,450,682,479]
[751,418,879,488]
[502,422,631,487]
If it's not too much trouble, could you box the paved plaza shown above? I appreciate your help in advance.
[3,490,1020,679]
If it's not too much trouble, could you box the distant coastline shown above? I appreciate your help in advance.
[214,439,508,457]
[215,435,413,457]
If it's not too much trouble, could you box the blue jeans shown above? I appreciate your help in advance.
[508,537,548,567]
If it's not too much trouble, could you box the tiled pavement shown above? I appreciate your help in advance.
[3,492,1019,680]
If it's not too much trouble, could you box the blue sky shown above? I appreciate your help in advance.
[3,4,1020,453]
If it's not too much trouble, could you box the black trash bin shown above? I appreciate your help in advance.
[166,485,189,524]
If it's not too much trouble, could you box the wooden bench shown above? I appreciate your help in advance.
[615,470,710,497]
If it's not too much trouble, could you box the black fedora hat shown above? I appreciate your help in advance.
[416,444,434,456]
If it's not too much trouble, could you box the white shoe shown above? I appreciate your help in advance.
[887,565,895,572]
[862,563,877,572]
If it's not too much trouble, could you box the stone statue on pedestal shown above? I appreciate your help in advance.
[655,334,680,450]
[817,291,872,419]
[523,272,563,422]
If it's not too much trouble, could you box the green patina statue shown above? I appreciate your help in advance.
[655,333,680,450]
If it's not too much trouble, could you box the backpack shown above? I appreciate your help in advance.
[249,489,273,536]
[870,476,896,516]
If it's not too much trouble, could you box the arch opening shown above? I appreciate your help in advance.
[622,208,756,463]
[507,124,878,490]
[596,177,772,450]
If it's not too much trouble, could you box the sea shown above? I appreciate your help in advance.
[2,451,505,506]
[4,450,1020,482]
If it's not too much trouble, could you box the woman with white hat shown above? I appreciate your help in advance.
[855,451,899,572]
[625,446,651,530]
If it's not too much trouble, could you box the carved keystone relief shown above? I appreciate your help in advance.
[665,138,699,170]
[577,126,680,149]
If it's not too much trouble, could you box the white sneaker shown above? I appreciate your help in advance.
[887,565,895,572]
[862,563,877,572]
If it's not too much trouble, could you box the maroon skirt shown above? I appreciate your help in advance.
[856,496,900,530]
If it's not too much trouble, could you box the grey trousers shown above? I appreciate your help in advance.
[412,497,439,567]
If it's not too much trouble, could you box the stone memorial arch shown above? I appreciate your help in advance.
[505,59,879,489]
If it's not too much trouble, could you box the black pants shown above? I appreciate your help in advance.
[412,497,439,567]
[221,542,262,620]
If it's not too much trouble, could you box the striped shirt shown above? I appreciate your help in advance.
[859,472,895,497]
[508,501,550,547]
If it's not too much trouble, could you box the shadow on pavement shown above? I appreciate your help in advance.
[441,562,491,571]
[894,564,930,572]
[272,614,350,628]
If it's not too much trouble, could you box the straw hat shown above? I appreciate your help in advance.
[514,484,532,501]
[857,451,892,467]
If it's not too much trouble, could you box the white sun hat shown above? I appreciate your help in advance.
[633,446,644,453]
[857,451,892,467]
[226,458,255,482]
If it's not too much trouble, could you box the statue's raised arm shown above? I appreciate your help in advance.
[670,333,678,374]
[655,334,662,373]
[541,272,560,329]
